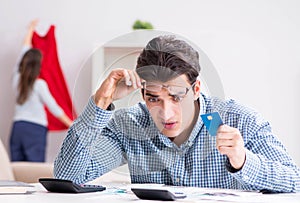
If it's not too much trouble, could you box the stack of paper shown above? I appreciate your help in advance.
[0,180,35,194]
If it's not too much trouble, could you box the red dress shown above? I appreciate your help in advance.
[32,25,76,131]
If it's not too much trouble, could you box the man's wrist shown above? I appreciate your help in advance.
[93,95,113,110]
[226,158,242,173]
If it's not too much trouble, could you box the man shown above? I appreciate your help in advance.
[54,35,300,192]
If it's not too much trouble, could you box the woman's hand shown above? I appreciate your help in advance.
[24,19,39,46]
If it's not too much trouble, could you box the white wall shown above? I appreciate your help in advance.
[0,0,299,166]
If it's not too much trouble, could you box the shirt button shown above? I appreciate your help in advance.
[178,151,183,156]
[243,175,250,181]
[175,178,180,183]
[89,115,94,120]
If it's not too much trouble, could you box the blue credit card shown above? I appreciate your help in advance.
[200,112,223,136]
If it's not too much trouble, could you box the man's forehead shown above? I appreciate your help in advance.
[146,75,189,86]
[137,65,181,82]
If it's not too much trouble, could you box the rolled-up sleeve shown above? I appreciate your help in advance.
[54,97,116,184]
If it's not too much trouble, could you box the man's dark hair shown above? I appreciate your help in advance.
[136,35,200,85]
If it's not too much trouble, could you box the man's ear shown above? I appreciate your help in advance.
[193,80,201,100]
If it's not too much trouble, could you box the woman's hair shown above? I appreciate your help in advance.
[136,35,200,84]
[17,48,42,104]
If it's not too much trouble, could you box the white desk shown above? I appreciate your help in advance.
[1,183,300,203]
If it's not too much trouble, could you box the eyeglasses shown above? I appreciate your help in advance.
[142,81,195,97]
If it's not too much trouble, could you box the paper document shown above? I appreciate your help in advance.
[0,180,35,194]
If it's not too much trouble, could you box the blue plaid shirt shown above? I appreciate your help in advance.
[54,93,300,192]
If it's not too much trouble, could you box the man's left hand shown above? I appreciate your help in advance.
[216,125,246,170]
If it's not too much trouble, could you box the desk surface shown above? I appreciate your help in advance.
[1,183,300,203]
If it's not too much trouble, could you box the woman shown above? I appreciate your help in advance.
[10,20,72,162]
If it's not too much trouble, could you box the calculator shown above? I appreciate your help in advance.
[39,178,106,193]
[131,188,186,201]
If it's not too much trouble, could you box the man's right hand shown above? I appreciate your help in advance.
[94,68,142,109]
